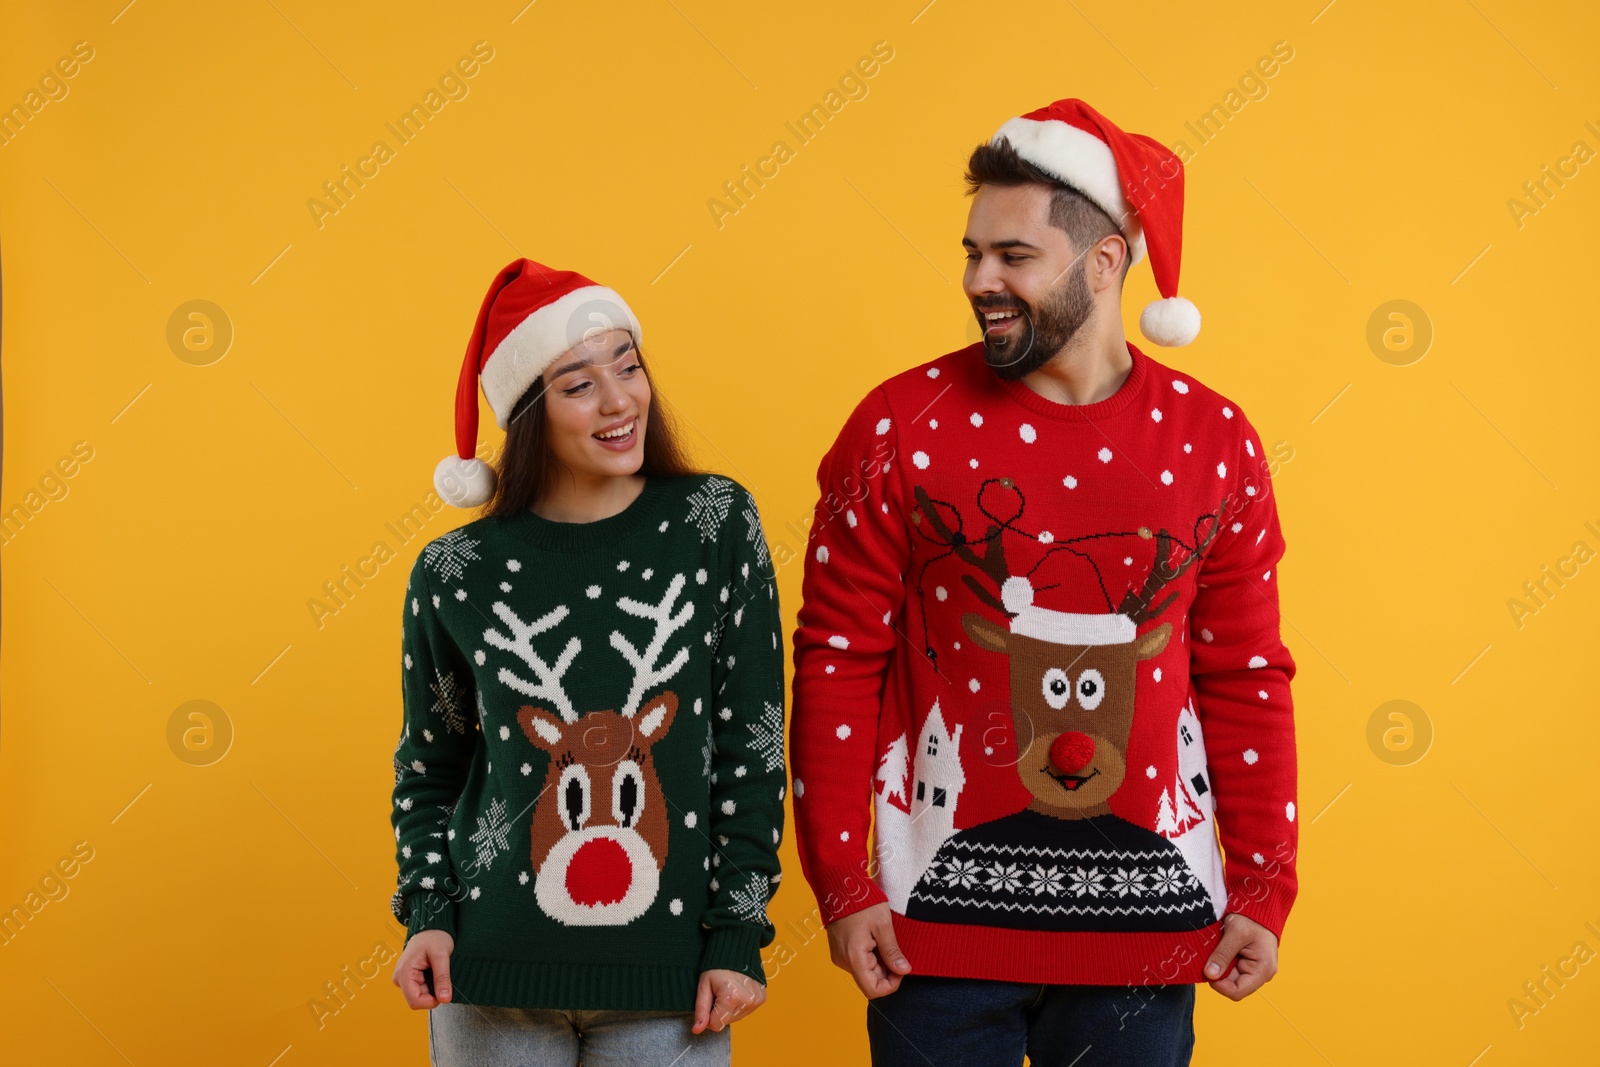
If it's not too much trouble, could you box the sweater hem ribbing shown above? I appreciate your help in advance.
[889,912,1225,986]
[446,955,702,1011]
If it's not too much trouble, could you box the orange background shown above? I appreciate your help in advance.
[3,1,1598,1064]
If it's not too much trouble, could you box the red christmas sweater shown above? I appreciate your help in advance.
[790,340,1299,986]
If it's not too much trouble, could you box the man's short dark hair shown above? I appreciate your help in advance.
[965,137,1131,278]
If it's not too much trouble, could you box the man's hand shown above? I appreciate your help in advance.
[693,969,766,1032]
[826,902,913,998]
[392,929,454,1009]
[1204,913,1278,1000]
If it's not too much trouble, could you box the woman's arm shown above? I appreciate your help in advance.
[390,552,479,944]
[697,480,787,992]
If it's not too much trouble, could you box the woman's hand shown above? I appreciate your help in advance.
[392,930,455,1009]
[692,968,766,1033]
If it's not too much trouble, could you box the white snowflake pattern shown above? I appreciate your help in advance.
[1067,866,1106,897]
[1026,865,1065,896]
[742,499,771,570]
[1147,867,1184,894]
[985,863,1026,893]
[746,700,784,773]
[467,797,512,871]
[430,669,470,734]
[1107,867,1145,897]
[728,871,772,926]
[942,857,983,889]
[686,476,735,542]
[423,530,483,582]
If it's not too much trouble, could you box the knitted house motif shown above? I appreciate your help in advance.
[1162,698,1227,921]
[876,699,966,912]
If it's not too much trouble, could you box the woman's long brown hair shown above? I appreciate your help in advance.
[483,345,701,519]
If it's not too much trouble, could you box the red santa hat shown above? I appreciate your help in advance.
[991,98,1199,346]
[435,257,643,508]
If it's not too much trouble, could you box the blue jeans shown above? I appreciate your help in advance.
[428,1002,731,1067]
[866,975,1196,1067]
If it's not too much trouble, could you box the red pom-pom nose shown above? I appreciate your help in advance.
[1050,731,1095,774]
[566,836,632,907]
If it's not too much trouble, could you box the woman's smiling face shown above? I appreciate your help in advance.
[539,327,651,480]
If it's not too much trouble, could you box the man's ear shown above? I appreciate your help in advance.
[1091,231,1130,294]
[517,706,567,752]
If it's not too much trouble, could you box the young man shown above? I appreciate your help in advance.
[790,99,1299,1067]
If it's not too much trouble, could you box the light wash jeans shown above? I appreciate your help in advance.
[429,1002,731,1066]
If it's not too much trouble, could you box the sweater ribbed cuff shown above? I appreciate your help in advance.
[807,861,888,926]
[404,890,458,942]
[698,924,767,984]
[1222,871,1295,944]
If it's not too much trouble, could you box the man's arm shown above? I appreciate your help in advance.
[789,385,910,926]
[1188,411,1299,942]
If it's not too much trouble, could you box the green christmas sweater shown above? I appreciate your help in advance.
[388,473,787,1011]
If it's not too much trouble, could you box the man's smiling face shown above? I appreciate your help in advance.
[962,182,1102,380]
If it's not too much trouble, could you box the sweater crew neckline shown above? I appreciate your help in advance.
[992,340,1150,422]
[501,474,677,552]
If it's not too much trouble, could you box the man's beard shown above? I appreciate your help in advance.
[976,258,1095,381]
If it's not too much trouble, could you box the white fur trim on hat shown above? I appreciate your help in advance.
[1139,296,1201,347]
[1000,574,1136,646]
[1012,607,1137,647]
[992,117,1147,265]
[479,285,642,429]
[435,455,496,508]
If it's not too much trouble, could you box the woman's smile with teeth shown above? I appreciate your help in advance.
[593,418,636,446]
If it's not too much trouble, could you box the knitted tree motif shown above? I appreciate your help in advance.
[430,669,471,734]
[423,529,482,582]
[686,476,735,542]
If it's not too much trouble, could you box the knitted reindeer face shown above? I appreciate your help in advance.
[964,612,1169,819]
[485,573,694,926]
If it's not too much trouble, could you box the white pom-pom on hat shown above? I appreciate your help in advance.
[1139,296,1201,347]
[435,455,496,508]
[1000,575,1035,614]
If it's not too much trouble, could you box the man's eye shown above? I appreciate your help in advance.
[1004,254,1027,264]
[964,252,979,261]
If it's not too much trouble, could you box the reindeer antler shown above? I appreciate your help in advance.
[483,602,582,722]
[912,484,1012,613]
[612,573,696,717]
[1117,511,1224,624]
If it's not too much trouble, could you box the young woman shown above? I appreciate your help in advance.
[388,259,786,1066]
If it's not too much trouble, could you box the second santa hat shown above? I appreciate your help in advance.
[991,98,1200,347]
[434,258,643,508]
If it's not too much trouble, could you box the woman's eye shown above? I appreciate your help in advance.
[562,382,590,396]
